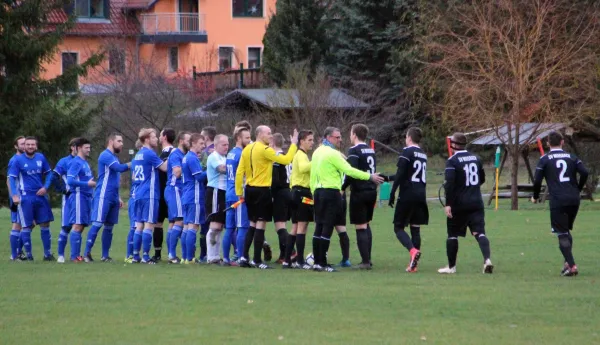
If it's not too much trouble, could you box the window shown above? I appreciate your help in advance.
[168,47,179,73]
[219,47,233,71]
[108,48,125,75]
[61,52,79,93]
[75,0,108,19]
[248,48,261,68]
[232,0,263,17]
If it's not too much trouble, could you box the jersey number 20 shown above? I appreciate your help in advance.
[412,161,426,183]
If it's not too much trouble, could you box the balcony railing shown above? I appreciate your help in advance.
[141,13,206,35]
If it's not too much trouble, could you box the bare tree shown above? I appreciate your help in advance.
[420,0,600,209]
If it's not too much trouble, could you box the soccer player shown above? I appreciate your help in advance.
[8,136,56,261]
[85,133,130,262]
[310,127,384,272]
[235,126,299,269]
[66,138,96,262]
[439,132,493,274]
[181,133,207,263]
[165,131,190,264]
[284,130,315,269]
[7,136,26,261]
[153,128,176,261]
[198,126,217,262]
[131,128,168,264]
[224,126,252,266]
[125,140,143,263]
[206,134,229,264]
[270,133,291,264]
[54,138,79,263]
[389,127,429,273]
[532,131,589,276]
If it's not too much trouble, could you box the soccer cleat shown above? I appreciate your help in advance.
[238,258,251,268]
[220,260,232,267]
[358,263,372,270]
[18,252,27,261]
[257,263,273,270]
[84,253,94,263]
[282,262,292,269]
[322,265,337,273]
[141,258,157,265]
[151,255,161,262]
[275,258,285,265]
[312,264,323,272]
[483,259,494,274]
[208,258,221,265]
[438,266,456,274]
[263,242,272,262]
[409,249,421,272]
[337,259,352,268]
[168,257,181,264]
[72,256,84,263]
[26,256,34,261]
[43,254,56,262]
[131,258,141,264]
[302,263,312,270]
[57,256,65,264]
[560,262,569,275]
[124,256,133,264]
[561,264,578,277]
[101,257,113,263]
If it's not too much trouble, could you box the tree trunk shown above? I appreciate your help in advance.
[510,144,520,210]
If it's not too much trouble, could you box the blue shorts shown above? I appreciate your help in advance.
[135,198,159,224]
[68,193,92,226]
[225,201,249,229]
[11,210,20,224]
[165,187,184,222]
[61,195,72,227]
[184,203,205,225]
[128,199,136,228]
[18,195,54,228]
[92,197,120,225]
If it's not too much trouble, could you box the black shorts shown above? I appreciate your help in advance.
[393,201,429,228]
[272,188,292,222]
[447,208,485,238]
[245,186,273,222]
[291,186,314,223]
[205,187,226,224]
[314,188,346,226]
[550,205,579,234]
[349,190,377,224]
[157,191,168,224]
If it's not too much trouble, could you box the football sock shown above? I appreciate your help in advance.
[338,231,350,261]
[284,234,296,263]
[320,236,331,266]
[200,223,208,259]
[558,234,575,266]
[69,231,82,260]
[243,226,255,260]
[10,230,20,259]
[475,233,490,260]
[222,228,234,262]
[313,223,323,266]
[447,237,459,268]
[166,227,173,256]
[366,225,373,261]
[232,228,238,253]
[215,230,223,261]
[276,228,288,259]
[133,229,143,260]
[40,226,52,256]
[180,229,188,259]
[394,226,414,251]
[253,229,265,263]
[568,232,573,246]
[296,233,306,265]
[21,228,32,258]
[84,223,102,256]
[186,230,197,261]
[126,227,135,258]
[58,226,70,257]
[153,227,163,258]
[236,227,248,259]
[170,225,183,259]
[142,229,153,261]
[17,235,23,256]
[356,229,370,264]
[410,225,421,250]
[101,225,113,258]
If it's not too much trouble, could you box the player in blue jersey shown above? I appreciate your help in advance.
[8,136,56,261]
[125,140,143,263]
[223,126,252,265]
[7,136,26,261]
[181,133,207,263]
[165,131,190,264]
[66,138,96,262]
[206,134,229,264]
[53,138,79,263]
[131,128,168,264]
[84,133,131,263]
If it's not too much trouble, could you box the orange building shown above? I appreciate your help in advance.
[43,0,275,91]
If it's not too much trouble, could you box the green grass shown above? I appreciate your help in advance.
[2,202,600,345]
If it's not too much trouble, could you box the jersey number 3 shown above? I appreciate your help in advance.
[411,160,426,183]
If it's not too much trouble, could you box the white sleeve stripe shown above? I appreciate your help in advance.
[8,174,18,178]
[347,155,359,158]
[536,167,543,170]
[445,167,455,170]
[108,161,117,167]
[400,156,410,161]
[192,171,201,175]
[155,161,165,169]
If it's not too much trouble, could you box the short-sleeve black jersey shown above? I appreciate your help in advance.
[391,146,427,203]
[272,151,291,191]
[344,143,376,192]
[159,146,174,198]
[444,150,485,211]
[533,149,588,208]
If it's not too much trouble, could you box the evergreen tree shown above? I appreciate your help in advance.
[262,0,328,85]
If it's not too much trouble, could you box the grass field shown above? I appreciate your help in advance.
[1,201,600,345]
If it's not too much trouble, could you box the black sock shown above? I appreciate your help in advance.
[558,235,575,266]
[394,226,414,251]
[447,238,459,267]
[277,228,288,260]
[154,227,163,257]
[312,223,323,265]
[284,234,296,263]
[338,232,350,261]
[253,229,265,263]
[296,234,306,265]
[410,226,421,250]
[320,237,331,266]
[356,229,369,264]
[243,226,256,260]
[568,232,573,246]
[475,233,490,260]
[366,225,373,261]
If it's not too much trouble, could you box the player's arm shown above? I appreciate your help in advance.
[532,157,546,201]
[297,153,311,174]
[39,157,54,194]
[342,150,359,191]
[444,159,456,209]
[390,155,409,204]
[330,152,372,181]
[66,163,89,188]
[8,162,20,202]
[235,152,247,197]
[52,164,67,194]
[152,153,168,172]
[264,144,298,165]
[478,159,486,185]
[190,157,207,183]
[575,158,589,191]
[108,159,130,173]
[171,155,183,178]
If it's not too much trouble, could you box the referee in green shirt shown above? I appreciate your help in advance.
[310,127,384,272]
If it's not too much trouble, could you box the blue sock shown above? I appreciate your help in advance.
[166,227,173,257]
[181,229,188,260]
[126,228,135,258]
[236,227,248,259]
[142,229,153,261]
[101,225,113,259]
[16,235,23,256]
[57,229,69,257]
[40,227,51,256]
[232,228,238,254]
[69,231,82,260]
[170,225,183,259]
[133,229,143,260]
[186,230,197,261]
[21,228,32,258]
[222,228,234,262]
[10,230,20,259]
[84,224,102,256]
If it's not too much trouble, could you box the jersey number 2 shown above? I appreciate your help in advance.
[411,161,426,183]
[556,160,570,182]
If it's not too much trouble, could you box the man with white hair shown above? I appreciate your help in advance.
[206,134,229,263]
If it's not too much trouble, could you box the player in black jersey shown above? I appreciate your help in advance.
[342,124,377,269]
[270,133,291,263]
[532,131,588,277]
[153,128,176,261]
[439,133,493,274]
[389,127,428,273]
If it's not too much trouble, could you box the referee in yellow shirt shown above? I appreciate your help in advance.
[283,130,315,269]
[235,125,298,269]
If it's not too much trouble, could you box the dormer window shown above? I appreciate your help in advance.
[75,0,108,19]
